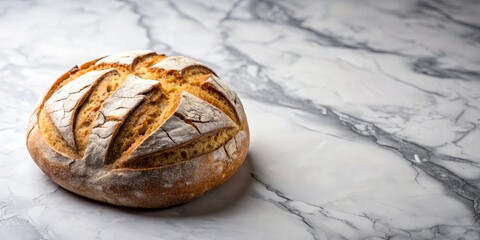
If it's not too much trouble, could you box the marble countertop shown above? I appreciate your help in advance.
[1,0,480,239]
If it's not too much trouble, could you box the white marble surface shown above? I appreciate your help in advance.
[1,0,480,239]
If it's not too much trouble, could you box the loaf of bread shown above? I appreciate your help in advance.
[26,50,249,208]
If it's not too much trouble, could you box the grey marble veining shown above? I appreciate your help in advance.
[1,0,480,239]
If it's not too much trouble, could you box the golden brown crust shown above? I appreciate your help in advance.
[26,52,249,208]
[27,118,249,208]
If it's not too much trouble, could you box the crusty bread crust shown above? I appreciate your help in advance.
[27,123,249,208]
[26,51,249,208]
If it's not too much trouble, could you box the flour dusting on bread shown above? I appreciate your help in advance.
[27,50,249,208]
[44,69,117,149]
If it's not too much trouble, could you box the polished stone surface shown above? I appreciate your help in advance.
[1,0,480,239]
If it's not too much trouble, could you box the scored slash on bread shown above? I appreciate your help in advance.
[83,75,160,168]
[44,69,117,150]
[127,91,237,161]
[150,56,216,75]
[26,50,250,208]
[95,50,156,67]
[202,75,246,123]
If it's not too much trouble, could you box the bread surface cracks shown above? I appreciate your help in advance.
[110,67,240,169]
[38,54,240,169]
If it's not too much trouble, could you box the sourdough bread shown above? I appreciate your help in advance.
[26,50,249,208]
